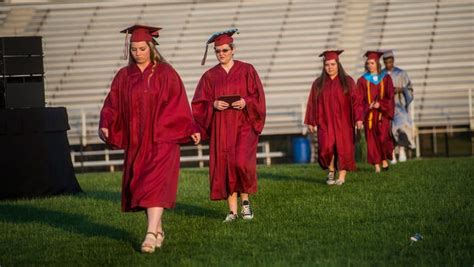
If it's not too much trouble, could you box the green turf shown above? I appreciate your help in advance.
[1,158,473,266]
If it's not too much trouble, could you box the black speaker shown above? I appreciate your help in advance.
[0,36,43,56]
[0,36,45,109]
[3,83,45,108]
[0,56,43,75]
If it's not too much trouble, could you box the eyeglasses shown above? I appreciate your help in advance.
[214,48,231,54]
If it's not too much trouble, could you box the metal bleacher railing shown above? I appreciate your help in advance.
[71,141,284,171]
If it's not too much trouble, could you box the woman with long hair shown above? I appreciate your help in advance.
[305,50,362,185]
[99,25,200,253]
[356,51,395,172]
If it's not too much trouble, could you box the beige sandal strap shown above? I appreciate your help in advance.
[142,232,158,251]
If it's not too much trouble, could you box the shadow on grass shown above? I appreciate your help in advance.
[174,203,222,219]
[76,190,222,219]
[0,203,133,244]
[76,190,121,203]
[258,171,326,185]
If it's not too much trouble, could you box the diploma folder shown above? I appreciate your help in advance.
[218,95,241,105]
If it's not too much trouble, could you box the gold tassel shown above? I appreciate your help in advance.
[367,78,386,128]
[378,79,385,120]
[367,80,373,129]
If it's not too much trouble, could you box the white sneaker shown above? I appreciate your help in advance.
[223,212,238,223]
[241,200,254,220]
[399,148,407,162]
[326,171,336,185]
[390,150,397,164]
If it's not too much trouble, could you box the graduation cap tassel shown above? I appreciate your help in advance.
[123,31,129,60]
[201,44,209,66]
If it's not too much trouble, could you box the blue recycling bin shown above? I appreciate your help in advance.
[292,137,311,163]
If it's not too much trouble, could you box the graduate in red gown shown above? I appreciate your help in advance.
[192,29,266,222]
[99,25,200,253]
[356,51,395,172]
[304,50,363,185]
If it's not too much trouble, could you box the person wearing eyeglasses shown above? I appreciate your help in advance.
[356,51,395,173]
[192,29,266,222]
[99,25,200,253]
[305,50,363,185]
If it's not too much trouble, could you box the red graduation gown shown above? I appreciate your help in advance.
[192,60,266,200]
[100,62,196,211]
[304,75,362,171]
[356,74,395,164]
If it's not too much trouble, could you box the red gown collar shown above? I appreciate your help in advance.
[127,62,154,75]
[325,73,339,81]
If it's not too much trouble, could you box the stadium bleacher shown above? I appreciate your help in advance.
[1,0,473,148]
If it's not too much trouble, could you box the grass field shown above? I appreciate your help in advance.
[0,157,473,266]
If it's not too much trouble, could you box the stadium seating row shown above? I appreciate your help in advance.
[0,0,472,145]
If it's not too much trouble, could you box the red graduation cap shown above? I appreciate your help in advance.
[319,50,344,61]
[201,28,239,65]
[364,50,384,61]
[121,25,162,59]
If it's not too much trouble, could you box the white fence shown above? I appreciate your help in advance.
[71,141,285,171]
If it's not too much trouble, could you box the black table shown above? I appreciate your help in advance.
[0,107,82,200]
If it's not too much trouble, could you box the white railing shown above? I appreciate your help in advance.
[70,141,285,172]
[413,88,473,157]
[469,88,474,131]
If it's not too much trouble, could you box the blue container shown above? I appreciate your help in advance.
[292,137,311,163]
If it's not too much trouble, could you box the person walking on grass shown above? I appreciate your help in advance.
[305,50,363,185]
[99,25,200,253]
[356,51,395,173]
[192,29,266,222]
[382,50,415,163]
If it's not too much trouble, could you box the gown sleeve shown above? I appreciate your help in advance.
[349,76,364,123]
[153,65,198,144]
[304,80,318,126]
[243,65,266,134]
[99,69,125,149]
[402,70,414,108]
[379,75,395,119]
[355,77,369,122]
[191,71,215,141]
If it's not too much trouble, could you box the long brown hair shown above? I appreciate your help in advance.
[128,41,167,66]
[315,61,350,96]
